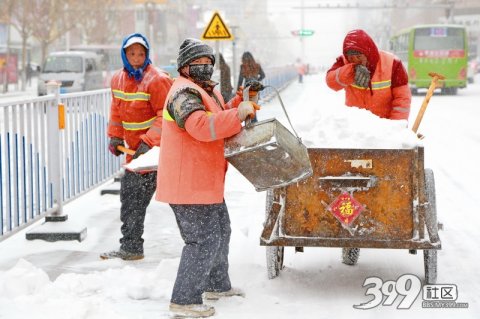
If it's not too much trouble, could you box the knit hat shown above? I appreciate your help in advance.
[177,38,215,71]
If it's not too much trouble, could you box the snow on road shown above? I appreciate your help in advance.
[0,73,479,318]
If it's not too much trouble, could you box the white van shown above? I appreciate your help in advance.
[37,51,104,95]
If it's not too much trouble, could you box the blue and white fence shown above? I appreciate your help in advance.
[0,86,122,240]
[260,65,297,102]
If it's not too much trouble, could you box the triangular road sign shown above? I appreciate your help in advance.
[202,12,233,40]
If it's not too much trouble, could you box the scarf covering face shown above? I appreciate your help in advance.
[121,33,152,82]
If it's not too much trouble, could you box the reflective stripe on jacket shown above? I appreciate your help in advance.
[107,64,173,162]
[326,51,411,120]
[156,76,242,204]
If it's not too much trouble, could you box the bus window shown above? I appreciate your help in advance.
[414,27,465,51]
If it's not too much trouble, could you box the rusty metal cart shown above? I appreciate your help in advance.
[261,147,441,284]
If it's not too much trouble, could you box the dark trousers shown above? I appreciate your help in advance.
[119,170,157,254]
[170,202,232,305]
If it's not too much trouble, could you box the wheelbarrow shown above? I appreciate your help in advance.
[261,146,441,284]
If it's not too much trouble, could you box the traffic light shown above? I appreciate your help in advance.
[291,29,315,37]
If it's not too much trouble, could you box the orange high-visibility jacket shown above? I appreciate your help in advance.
[326,51,411,120]
[156,77,242,204]
[107,65,173,162]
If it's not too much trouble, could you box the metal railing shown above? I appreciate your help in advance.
[0,86,122,240]
[260,65,297,102]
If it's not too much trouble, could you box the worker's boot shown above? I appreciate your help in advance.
[99,249,144,261]
[169,303,215,318]
[203,287,245,300]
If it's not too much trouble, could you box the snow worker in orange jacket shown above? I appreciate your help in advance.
[101,33,173,261]
[156,38,259,318]
[326,29,411,120]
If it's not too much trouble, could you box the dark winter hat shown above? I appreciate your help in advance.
[177,38,215,70]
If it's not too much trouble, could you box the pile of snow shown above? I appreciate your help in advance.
[294,105,421,149]
[126,105,421,172]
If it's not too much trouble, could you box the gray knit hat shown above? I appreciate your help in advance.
[177,38,215,70]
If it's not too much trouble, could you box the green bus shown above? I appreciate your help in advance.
[390,24,468,95]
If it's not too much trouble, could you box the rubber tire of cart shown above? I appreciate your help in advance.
[265,189,284,279]
[424,169,440,243]
[424,249,437,284]
[265,189,274,220]
[342,247,360,266]
[266,246,284,279]
[423,168,438,284]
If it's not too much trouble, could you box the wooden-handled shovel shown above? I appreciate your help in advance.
[411,72,445,134]
[117,145,135,155]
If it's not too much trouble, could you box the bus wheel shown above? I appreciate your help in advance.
[410,88,418,96]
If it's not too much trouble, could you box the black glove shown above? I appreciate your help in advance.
[108,137,124,156]
[354,64,370,88]
[245,79,265,92]
[132,141,150,159]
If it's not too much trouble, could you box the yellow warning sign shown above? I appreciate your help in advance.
[202,12,233,40]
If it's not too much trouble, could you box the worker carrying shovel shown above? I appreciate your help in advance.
[101,33,173,261]
[326,29,411,120]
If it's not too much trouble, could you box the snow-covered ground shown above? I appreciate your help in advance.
[0,72,479,318]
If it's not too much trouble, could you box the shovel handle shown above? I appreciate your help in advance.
[117,145,135,155]
[411,72,445,133]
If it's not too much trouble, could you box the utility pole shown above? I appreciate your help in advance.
[3,22,11,93]
[231,25,238,88]
[300,0,305,61]
[144,2,155,63]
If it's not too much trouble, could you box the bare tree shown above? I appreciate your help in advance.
[0,0,26,92]
[79,0,126,45]
[31,0,89,64]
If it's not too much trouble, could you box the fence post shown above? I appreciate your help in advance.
[45,81,65,220]
[25,82,87,242]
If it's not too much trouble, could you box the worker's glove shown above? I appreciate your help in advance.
[133,141,150,159]
[354,64,370,88]
[235,86,244,99]
[245,79,265,92]
[108,137,124,156]
[237,101,261,121]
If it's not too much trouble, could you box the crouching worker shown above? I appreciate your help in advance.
[156,38,259,318]
[326,29,411,120]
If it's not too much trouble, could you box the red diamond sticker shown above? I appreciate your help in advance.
[328,192,364,226]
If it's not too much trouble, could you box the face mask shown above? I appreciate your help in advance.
[189,64,214,81]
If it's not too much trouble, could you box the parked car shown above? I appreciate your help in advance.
[38,51,104,95]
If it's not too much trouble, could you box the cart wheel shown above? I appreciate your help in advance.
[424,249,437,284]
[266,246,284,279]
[265,189,274,219]
[424,169,439,243]
[342,247,360,265]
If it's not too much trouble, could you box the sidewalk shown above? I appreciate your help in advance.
[0,78,38,103]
